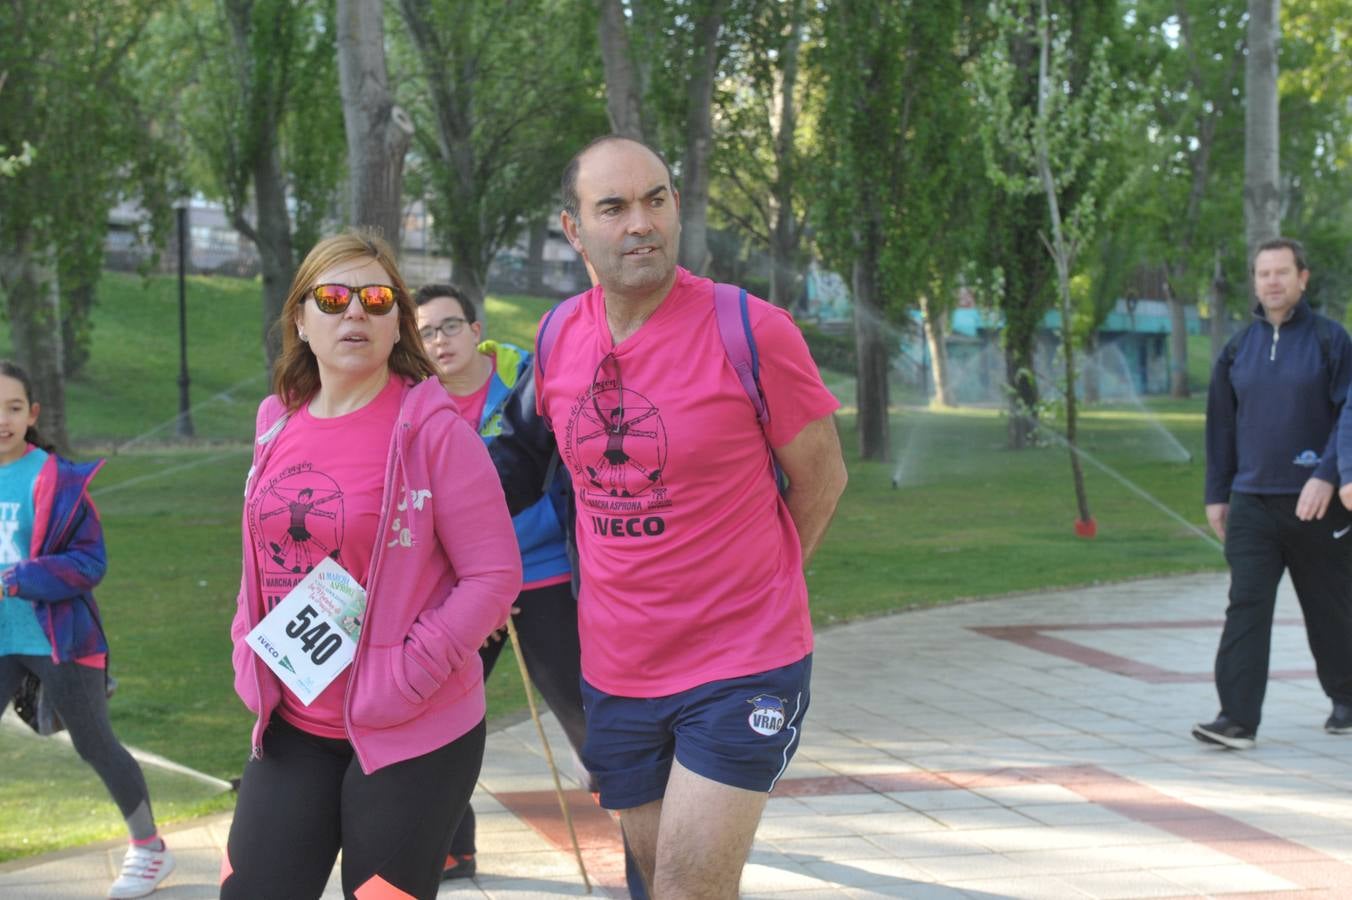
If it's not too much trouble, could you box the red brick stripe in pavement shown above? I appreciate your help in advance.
[971,618,1315,683]
[495,763,1352,896]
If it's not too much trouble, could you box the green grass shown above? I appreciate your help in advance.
[808,400,1218,625]
[60,273,270,445]
[0,721,234,862]
[15,275,557,448]
[0,272,1227,861]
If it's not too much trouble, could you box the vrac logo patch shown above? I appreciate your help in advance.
[747,694,787,736]
[1294,449,1321,468]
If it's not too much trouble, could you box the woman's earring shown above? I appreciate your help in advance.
[299,331,308,343]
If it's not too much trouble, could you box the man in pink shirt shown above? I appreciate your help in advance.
[506,135,847,897]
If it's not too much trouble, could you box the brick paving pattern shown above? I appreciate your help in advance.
[3,572,1351,898]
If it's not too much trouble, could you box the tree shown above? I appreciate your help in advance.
[0,73,34,177]
[1245,0,1282,260]
[708,0,811,307]
[812,1,982,460]
[597,0,648,139]
[394,0,606,313]
[0,0,170,452]
[971,0,1118,450]
[1131,1,1247,395]
[1272,0,1352,321]
[163,0,345,370]
[675,0,728,275]
[337,0,414,249]
[975,0,1134,528]
[594,0,742,277]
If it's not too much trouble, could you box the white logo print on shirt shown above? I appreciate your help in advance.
[388,486,432,548]
[0,502,21,565]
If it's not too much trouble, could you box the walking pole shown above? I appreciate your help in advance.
[505,617,592,892]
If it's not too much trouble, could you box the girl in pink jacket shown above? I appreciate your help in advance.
[222,231,521,900]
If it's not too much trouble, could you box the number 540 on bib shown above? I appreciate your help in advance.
[247,557,366,705]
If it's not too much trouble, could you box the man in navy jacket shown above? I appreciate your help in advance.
[1200,237,1352,749]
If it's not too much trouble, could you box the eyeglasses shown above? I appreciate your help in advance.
[309,283,398,316]
[418,317,469,342]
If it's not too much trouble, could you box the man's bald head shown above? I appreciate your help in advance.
[561,136,674,219]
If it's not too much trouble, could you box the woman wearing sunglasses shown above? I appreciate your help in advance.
[222,231,521,900]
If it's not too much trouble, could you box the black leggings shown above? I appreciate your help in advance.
[221,716,486,900]
[0,655,156,840]
[449,581,587,856]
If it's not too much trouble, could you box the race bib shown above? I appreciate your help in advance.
[246,557,366,705]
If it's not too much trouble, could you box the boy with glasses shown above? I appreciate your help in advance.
[413,284,587,881]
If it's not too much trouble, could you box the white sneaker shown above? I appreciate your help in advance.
[108,843,175,899]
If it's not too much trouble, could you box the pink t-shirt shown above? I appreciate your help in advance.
[450,366,493,432]
[537,268,839,696]
[245,375,403,737]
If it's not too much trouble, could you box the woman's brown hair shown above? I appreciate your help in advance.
[272,230,438,409]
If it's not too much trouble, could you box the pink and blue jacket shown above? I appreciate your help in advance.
[1,452,110,664]
[230,377,522,774]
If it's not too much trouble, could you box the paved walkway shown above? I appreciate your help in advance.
[4,572,1352,899]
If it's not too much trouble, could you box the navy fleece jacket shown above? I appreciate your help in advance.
[1205,299,1352,504]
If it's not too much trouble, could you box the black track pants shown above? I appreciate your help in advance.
[221,716,485,900]
[1217,492,1352,730]
[449,581,586,856]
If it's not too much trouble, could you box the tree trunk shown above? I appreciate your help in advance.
[526,215,547,296]
[0,235,70,453]
[1082,331,1100,404]
[246,146,295,371]
[60,273,97,379]
[1244,0,1281,262]
[1209,246,1229,363]
[677,0,725,276]
[768,0,804,309]
[1034,0,1089,527]
[448,237,488,318]
[396,0,487,317]
[337,0,413,251]
[919,294,954,407]
[1004,339,1037,449]
[1167,287,1189,398]
[224,0,295,375]
[852,220,889,461]
[597,0,645,140]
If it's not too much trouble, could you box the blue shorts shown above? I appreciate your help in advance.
[580,654,812,810]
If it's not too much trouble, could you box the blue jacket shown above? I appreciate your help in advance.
[1,452,109,663]
[1206,299,1352,504]
[478,341,571,585]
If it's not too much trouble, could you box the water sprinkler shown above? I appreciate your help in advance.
[891,475,900,489]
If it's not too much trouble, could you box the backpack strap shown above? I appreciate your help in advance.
[713,282,770,428]
[535,292,585,430]
[535,292,585,383]
[713,282,788,493]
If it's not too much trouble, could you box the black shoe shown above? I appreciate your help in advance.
[1192,716,1256,750]
[441,853,476,880]
[1326,704,1352,734]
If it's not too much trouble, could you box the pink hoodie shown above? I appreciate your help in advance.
[230,377,522,774]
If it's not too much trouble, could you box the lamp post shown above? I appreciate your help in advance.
[175,199,194,437]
